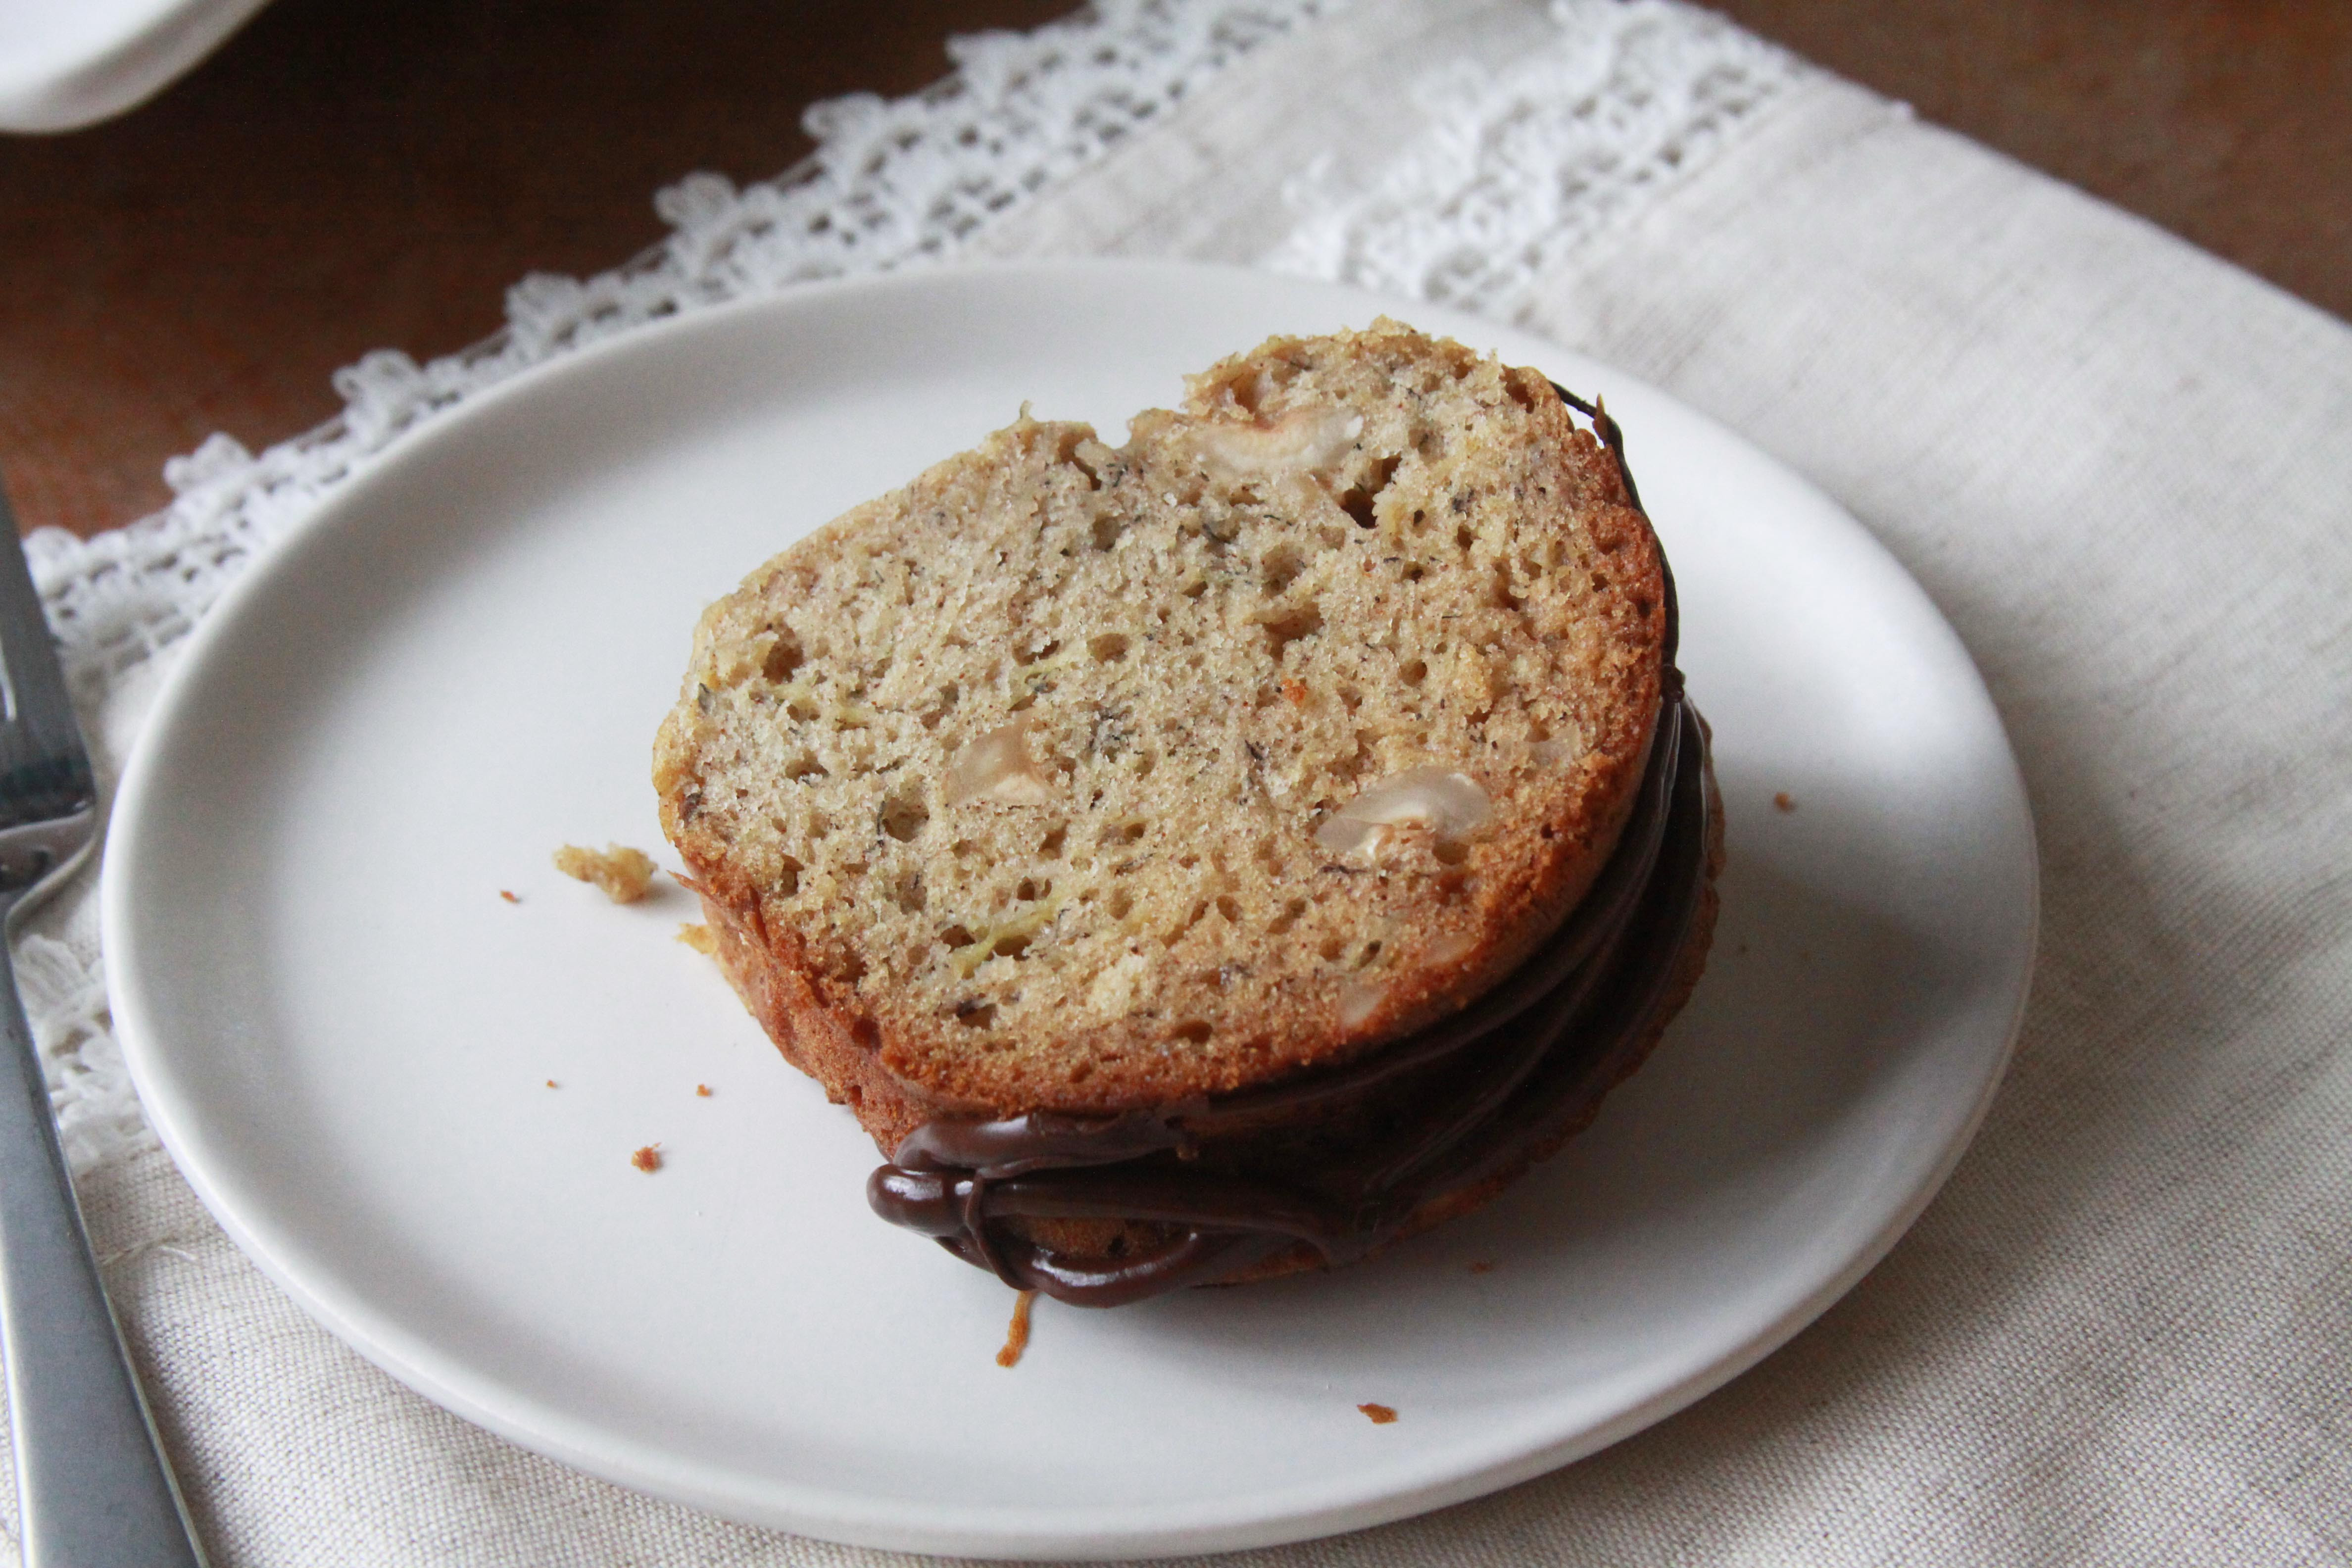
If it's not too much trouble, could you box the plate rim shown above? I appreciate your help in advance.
[0,0,275,132]
[100,258,2040,1559]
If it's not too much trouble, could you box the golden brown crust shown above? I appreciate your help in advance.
[658,321,1669,1138]
[690,880,939,1151]
[690,736,1722,1285]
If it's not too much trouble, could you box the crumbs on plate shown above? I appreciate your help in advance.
[1357,1403,1398,1424]
[554,843,659,903]
[630,1143,662,1173]
[996,1289,1038,1368]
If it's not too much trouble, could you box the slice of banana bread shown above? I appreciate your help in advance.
[654,320,1717,1302]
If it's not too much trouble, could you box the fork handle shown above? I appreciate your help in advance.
[0,941,207,1568]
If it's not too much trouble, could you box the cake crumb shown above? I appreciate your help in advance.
[544,1079,558,1089]
[695,1084,712,1098]
[554,843,659,903]
[996,1289,1038,1368]
[631,1143,662,1173]
[676,923,717,953]
[1772,791,1796,813]
[1468,1261,1496,1275]
[1358,1403,1399,1424]
[499,889,520,904]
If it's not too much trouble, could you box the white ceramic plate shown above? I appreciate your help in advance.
[104,262,2037,1559]
[0,0,271,132]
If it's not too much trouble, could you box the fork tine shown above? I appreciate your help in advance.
[0,483,95,831]
[0,493,203,1565]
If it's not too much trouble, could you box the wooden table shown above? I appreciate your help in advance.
[3,0,2345,540]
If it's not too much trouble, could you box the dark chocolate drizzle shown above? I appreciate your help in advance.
[867,386,1714,1307]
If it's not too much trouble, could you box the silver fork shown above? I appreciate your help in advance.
[0,489,205,1567]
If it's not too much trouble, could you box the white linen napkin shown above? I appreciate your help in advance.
[18,1,2352,1562]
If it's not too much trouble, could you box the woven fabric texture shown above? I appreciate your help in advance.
[16,0,2350,1563]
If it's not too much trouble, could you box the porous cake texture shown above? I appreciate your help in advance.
[655,321,1667,1155]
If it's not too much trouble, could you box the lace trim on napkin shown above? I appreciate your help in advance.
[29,0,1336,1175]
[1269,0,1802,313]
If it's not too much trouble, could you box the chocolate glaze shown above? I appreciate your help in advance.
[868,388,1715,1307]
